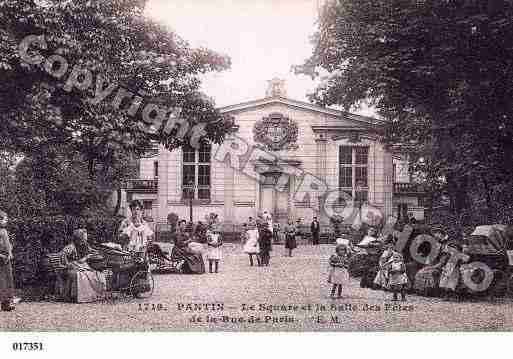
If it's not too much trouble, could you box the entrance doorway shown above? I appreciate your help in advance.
[259,173,290,224]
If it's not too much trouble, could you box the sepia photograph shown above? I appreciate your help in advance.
[1,0,513,344]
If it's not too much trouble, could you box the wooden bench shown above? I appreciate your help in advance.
[39,252,66,294]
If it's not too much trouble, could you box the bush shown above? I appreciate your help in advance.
[9,215,122,286]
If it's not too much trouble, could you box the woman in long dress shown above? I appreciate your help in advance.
[0,210,15,311]
[284,219,297,257]
[373,237,395,289]
[118,200,154,254]
[439,242,467,300]
[57,229,106,303]
[170,220,205,274]
[413,230,449,296]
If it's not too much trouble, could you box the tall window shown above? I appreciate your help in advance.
[338,146,369,202]
[153,161,159,178]
[182,142,211,201]
[143,200,153,219]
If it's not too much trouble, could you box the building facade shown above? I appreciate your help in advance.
[126,80,425,230]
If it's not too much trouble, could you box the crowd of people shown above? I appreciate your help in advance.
[5,202,503,309]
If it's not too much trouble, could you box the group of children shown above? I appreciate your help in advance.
[241,215,274,267]
[328,235,409,301]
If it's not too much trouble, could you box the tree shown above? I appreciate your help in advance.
[7,145,137,218]
[0,0,233,161]
[0,0,234,217]
[296,0,513,219]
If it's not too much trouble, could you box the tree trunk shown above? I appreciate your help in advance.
[113,187,122,216]
[87,158,95,179]
[447,175,470,216]
[482,176,494,222]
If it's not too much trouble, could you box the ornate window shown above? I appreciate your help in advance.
[338,146,369,202]
[182,143,211,201]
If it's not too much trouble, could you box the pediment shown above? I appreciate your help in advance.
[218,96,386,129]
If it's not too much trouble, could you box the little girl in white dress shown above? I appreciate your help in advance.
[206,227,223,273]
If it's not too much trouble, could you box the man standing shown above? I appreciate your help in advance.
[310,216,320,245]
[263,210,273,232]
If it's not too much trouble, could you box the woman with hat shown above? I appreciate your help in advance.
[57,228,106,303]
[373,236,396,289]
[439,240,467,301]
[284,219,297,257]
[413,228,450,296]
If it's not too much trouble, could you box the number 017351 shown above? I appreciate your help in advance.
[12,342,44,351]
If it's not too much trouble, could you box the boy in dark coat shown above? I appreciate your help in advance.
[258,224,273,266]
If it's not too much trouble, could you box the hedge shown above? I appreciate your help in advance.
[9,215,122,286]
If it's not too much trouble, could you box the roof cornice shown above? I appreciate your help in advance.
[218,96,386,126]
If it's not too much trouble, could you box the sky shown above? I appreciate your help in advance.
[145,0,375,116]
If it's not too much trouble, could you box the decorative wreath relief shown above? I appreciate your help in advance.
[253,113,299,151]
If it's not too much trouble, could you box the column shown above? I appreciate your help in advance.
[315,132,328,224]
[383,150,394,220]
[157,146,168,222]
[315,133,328,181]
[223,137,235,226]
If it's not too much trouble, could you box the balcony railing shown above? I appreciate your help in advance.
[125,178,158,192]
[394,182,425,194]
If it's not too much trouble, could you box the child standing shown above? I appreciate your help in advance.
[328,244,350,299]
[386,251,408,301]
[243,222,260,266]
[0,210,15,311]
[206,226,223,273]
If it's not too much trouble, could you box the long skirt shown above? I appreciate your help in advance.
[387,272,408,291]
[243,230,260,254]
[0,261,14,303]
[59,263,106,303]
[285,235,297,249]
[414,266,441,295]
[360,266,379,289]
[439,263,459,291]
[171,246,205,274]
[373,268,388,288]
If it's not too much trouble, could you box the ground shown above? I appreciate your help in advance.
[1,244,512,331]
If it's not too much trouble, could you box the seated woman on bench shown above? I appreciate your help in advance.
[56,228,106,303]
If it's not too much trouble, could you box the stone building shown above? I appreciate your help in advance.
[125,79,425,231]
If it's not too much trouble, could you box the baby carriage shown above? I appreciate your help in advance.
[147,242,183,273]
[460,225,513,298]
[92,244,155,299]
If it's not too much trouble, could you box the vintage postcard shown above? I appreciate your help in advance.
[1,0,513,339]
